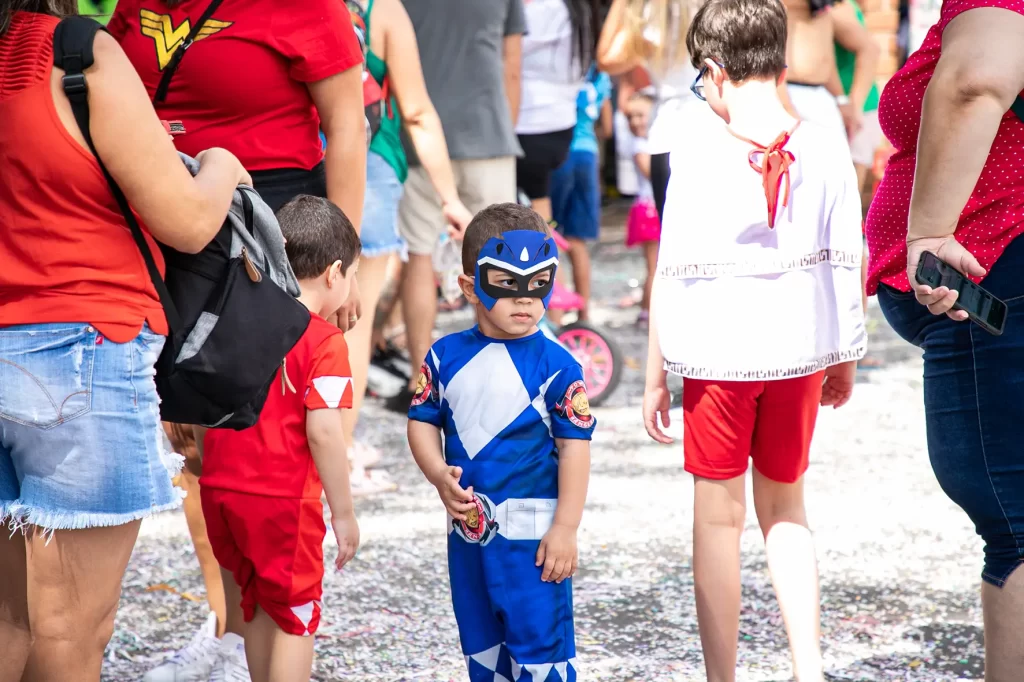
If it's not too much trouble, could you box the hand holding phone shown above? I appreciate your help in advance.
[915,251,1006,335]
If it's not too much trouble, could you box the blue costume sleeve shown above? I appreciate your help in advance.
[408,349,443,427]
[595,72,612,108]
[545,364,596,440]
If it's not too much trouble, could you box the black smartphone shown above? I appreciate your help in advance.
[915,251,1007,335]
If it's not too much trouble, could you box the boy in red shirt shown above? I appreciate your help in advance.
[199,195,362,682]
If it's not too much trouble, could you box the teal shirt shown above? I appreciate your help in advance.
[834,0,880,113]
[364,0,408,183]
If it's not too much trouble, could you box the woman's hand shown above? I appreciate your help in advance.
[906,235,986,320]
[195,148,251,187]
[442,199,474,240]
[336,278,362,332]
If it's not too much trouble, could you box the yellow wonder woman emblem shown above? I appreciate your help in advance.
[139,9,234,71]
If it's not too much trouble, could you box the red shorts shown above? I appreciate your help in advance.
[682,372,824,483]
[201,487,327,636]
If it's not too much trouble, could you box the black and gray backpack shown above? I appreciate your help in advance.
[53,16,310,429]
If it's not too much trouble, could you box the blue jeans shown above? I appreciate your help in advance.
[878,236,1024,587]
[0,323,183,531]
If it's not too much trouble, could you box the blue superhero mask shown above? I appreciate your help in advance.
[474,230,559,310]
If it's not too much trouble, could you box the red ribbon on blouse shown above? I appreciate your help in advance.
[731,123,800,229]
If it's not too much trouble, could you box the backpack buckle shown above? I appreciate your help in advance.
[62,73,88,102]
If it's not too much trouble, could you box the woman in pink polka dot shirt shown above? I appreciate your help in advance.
[865,1,1024,675]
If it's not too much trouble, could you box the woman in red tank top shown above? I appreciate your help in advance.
[0,2,246,678]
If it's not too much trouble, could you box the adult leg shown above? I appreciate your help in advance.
[693,475,746,682]
[342,254,393,440]
[21,522,141,682]
[0,532,29,682]
[391,166,447,404]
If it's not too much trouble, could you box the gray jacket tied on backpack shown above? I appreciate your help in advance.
[179,153,301,298]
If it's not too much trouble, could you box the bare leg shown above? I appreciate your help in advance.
[245,607,314,682]
[0,531,29,682]
[566,237,592,321]
[399,253,438,391]
[21,522,141,682]
[220,567,246,638]
[752,469,823,682]
[178,471,227,636]
[531,197,552,224]
[982,566,1024,682]
[341,254,391,442]
[641,241,658,311]
[693,475,746,682]
[166,423,227,636]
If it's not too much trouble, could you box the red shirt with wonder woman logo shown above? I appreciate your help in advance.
[109,0,362,171]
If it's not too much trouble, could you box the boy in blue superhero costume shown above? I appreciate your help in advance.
[408,203,594,682]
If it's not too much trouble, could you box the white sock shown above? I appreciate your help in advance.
[220,632,245,655]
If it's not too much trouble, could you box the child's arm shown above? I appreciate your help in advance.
[597,99,613,140]
[642,281,673,443]
[307,409,359,569]
[407,351,476,519]
[634,151,651,180]
[192,426,207,461]
[408,419,475,519]
[536,438,590,584]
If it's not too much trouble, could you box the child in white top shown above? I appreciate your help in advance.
[642,1,865,680]
[623,92,661,326]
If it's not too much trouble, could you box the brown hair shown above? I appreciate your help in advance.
[686,0,787,82]
[277,195,362,280]
[461,203,550,275]
[1,0,76,36]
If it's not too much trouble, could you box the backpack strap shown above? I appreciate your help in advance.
[1012,95,1024,124]
[53,16,183,331]
[153,0,226,104]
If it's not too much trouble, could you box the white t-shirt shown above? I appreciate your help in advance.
[655,121,866,380]
[632,135,654,200]
[516,0,584,135]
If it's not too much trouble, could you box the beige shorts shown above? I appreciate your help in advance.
[849,109,883,167]
[398,156,517,256]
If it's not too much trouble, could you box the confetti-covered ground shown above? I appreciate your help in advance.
[102,209,986,681]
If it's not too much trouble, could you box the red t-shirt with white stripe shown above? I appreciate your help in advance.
[202,314,353,499]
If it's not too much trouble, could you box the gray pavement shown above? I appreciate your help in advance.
[101,208,986,681]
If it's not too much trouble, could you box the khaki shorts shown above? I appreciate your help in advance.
[849,109,883,167]
[398,156,516,256]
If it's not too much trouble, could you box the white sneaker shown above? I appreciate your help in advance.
[209,633,252,682]
[142,612,220,682]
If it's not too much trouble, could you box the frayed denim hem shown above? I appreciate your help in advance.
[361,240,407,260]
[2,493,185,542]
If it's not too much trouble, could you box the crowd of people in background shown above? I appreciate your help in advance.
[1,0,1023,681]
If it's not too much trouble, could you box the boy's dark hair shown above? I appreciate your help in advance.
[461,203,549,274]
[277,195,361,280]
[686,0,787,83]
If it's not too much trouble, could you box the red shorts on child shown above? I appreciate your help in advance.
[201,487,327,636]
[682,371,824,483]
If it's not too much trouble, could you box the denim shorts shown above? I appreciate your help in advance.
[877,235,1024,587]
[0,323,184,532]
[361,151,405,258]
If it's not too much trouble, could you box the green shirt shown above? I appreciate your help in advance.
[834,0,880,113]
[78,0,117,24]
[363,0,408,183]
